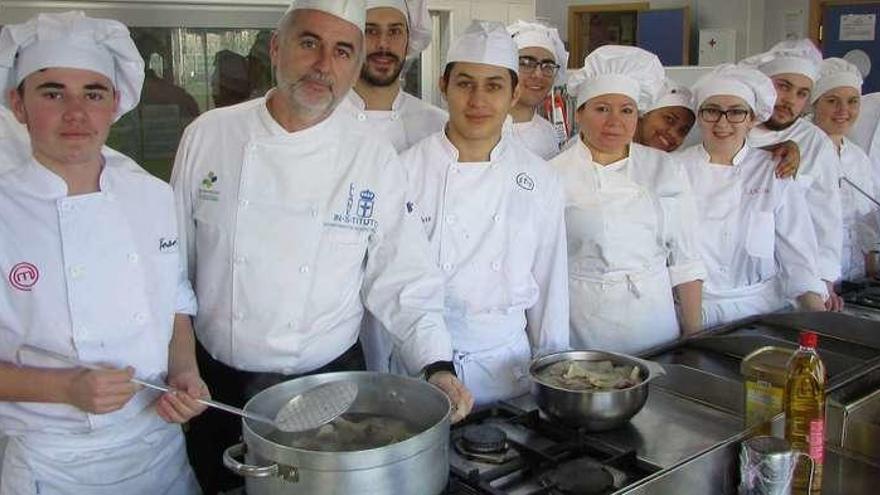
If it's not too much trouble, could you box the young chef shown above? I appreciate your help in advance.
[506,20,568,160]
[337,0,446,152]
[391,20,569,404]
[550,45,706,354]
[740,39,845,310]
[811,58,880,280]
[635,80,695,153]
[171,1,473,492]
[0,11,205,494]
[677,64,827,326]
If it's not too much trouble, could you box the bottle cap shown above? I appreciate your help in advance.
[799,331,818,348]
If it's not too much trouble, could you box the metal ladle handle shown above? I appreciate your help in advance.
[18,344,278,427]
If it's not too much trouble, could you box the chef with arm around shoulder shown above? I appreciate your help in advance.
[0,11,205,495]
[811,58,880,280]
[549,46,706,354]
[676,64,827,327]
[171,1,473,492]
[740,40,844,310]
[390,21,569,405]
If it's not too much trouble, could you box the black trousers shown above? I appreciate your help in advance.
[185,340,366,494]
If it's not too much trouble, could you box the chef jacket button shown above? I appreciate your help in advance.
[70,265,84,279]
[134,313,147,324]
[492,214,501,222]
[234,312,245,321]
[240,199,249,207]
[446,215,456,224]
[128,253,139,263]
[357,114,367,121]
[300,265,310,274]
[491,261,501,271]
[234,256,246,265]
[311,208,319,217]
[442,263,453,271]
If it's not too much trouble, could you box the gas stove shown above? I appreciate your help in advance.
[445,403,659,495]
[837,279,880,321]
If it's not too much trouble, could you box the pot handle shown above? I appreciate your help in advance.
[223,442,287,480]
[631,356,666,380]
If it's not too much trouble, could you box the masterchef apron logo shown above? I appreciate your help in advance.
[516,172,535,191]
[8,262,39,291]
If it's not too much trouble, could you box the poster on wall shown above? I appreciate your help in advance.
[840,14,876,41]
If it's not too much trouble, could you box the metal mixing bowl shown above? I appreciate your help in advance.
[529,350,665,431]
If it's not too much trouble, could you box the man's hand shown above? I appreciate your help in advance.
[797,291,828,312]
[824,281,844,312]
[65,366,138,414]
[155,370,210,424]
[766,140,800,179]
[428,371,474,423]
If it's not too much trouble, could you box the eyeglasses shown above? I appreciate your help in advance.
[698,107,751,123]
[518,56,560,77]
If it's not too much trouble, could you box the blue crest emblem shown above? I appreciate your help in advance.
[358,190,376,218]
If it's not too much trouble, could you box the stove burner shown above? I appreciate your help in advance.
[460,425,508,454]
[543,458,614,495]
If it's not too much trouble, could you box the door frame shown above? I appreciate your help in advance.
[567,2,649,68]
[809,0,880,43]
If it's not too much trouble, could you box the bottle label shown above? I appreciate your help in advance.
[809,419,824,463]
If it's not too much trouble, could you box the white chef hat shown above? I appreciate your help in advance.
[812,57,863,103]
[506,20,569,85]
[0,11,144,121]
[643,79,693,114]
[366,0,431,58]
[567,45,664,111]
[739,39,823,83]
[446,20,519,73]
[287,0,366,32]
[691,63,776,123]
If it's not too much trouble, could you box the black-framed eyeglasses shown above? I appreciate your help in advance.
[698,107,751,123]
[518,56,560,77]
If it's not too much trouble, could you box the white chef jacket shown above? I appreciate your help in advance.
[850,93,880,187]
[338,89,447,152]
[836,137,880,280]
[550,139,706,354]
[677,143,826,327]
[512,113,561,160]
[749,119,843,283]
[0,107,29,175]
[0,151,199,494]
[171,95,452,376]
[390,131,569,404]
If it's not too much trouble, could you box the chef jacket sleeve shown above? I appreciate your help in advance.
[850,156,880,256]
[662,159,707,287]
[800,139,843,282]
[165,185,197,316]
[775,180,828,299]
[360,151,453,376]
[169,125,198,289]
[525,170,570,356]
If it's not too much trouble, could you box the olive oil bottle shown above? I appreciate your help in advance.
[784,331,825,493]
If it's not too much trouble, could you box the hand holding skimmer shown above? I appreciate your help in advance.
[19,344,358,432]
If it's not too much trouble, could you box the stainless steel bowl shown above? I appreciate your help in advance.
[529,350,665,431]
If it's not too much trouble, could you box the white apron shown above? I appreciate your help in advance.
[0,411,199,495]
[702,278,785,328]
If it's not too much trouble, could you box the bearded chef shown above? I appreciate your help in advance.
[549,46,706,353]
[170,1,473,493]
[388,20,569,404]
[506,20,568,160]
[337,0,446,152]
[740,40,844,310]
[0,11,206,495]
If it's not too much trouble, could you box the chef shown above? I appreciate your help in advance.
[506,20,568,160]
[170,1,473,492]
[740,39,844,310]
[391,20,569,404]
[550,45,706,354]
[635,79,695,153]
[677,64,827,326]
[811,58,880,280]
[337,0,446,152]
[0,11,205,495]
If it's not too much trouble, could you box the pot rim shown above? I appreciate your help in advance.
[529,350,658,395]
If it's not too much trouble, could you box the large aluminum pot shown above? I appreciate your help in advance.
[222,371,450,495]
[529,350,665,431]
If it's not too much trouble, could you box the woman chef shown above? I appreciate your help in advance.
[0,12,206,494]
[676,64,827,326]
[549,45,706,354]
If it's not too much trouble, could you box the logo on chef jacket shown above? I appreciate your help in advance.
[198,171,220,202]
[8,262,39,292]
[515,172,535,191]
[746,186,770,196]
[159,237,179,253]
[328,183,379,231]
